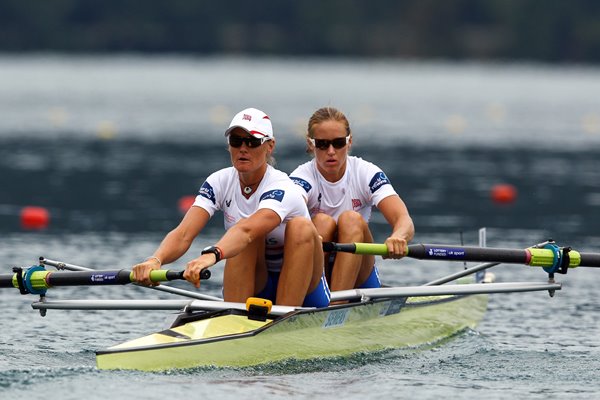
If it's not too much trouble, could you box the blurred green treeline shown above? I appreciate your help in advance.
[1,0,599,62]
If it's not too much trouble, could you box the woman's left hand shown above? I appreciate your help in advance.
[183,254,216,288]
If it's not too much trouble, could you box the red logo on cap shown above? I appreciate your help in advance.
[242,114,252,121]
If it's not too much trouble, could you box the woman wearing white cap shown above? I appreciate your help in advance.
[290,106,414,292]
[133,108,330,307]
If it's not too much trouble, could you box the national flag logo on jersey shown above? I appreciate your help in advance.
[198,181,216,204]
[290,177,312,193]
[260,189,285,202]
[369,172,391,193]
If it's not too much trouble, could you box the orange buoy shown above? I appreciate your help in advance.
[491,184,517,204]
[177,195,196,214]
[20,206,50,230]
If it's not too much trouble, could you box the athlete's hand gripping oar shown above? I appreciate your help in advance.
[323,242,600,271]
[0,266,211,295]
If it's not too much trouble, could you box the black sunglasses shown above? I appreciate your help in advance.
[309,136,350,150]
[228,135,270,148]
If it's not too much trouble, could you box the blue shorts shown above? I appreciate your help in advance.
[256,271,331,308]
[357,265,382,289]
[328,253,382,289]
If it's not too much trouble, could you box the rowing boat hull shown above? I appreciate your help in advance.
[96,293,487,371]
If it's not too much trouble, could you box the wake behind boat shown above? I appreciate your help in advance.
[2,231,598,371]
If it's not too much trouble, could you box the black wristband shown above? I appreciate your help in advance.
[201,245,223,263]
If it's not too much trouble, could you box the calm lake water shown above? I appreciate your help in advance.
[1,55,599,399]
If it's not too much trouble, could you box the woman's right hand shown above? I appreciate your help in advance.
[132,258,162,286]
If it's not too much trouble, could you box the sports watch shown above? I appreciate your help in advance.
[201,246,223,263]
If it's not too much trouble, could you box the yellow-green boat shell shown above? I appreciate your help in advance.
[96,293,487,371]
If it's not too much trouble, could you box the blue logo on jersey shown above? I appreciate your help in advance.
[290,177,312,193]
[198,181,216,204]
[369,172,390,193]
[260,189,285,202]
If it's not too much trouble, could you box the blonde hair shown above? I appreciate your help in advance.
[307,107,351,139]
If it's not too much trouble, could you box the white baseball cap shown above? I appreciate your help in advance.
[224,108,273,139]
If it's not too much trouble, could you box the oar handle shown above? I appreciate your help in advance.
[323,242,389,255]
[149,269,211,282]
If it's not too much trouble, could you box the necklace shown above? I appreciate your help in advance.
[241,175,262,196]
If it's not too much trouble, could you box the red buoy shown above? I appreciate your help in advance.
[491,184,517,204]
[177,195,196,214]
[20,206,50,230]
